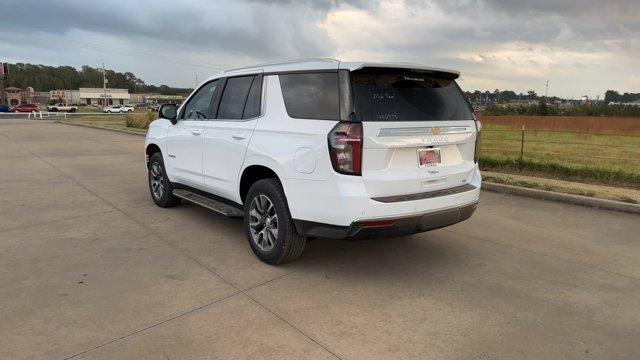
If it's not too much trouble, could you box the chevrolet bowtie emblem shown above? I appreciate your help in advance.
[431,127,441,135]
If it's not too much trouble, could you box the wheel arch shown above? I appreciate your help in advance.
[239,164,284,205]
[146,143,162,156]
[145,143,162,168]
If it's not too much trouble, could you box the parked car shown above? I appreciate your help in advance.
[0,104,11,113]
[103,104,134,113]
[46,103,78,112]
[12,104,38,113]
[144,60,481,264]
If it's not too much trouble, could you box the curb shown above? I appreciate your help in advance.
[55,120,146,137]
[482,182,640,215]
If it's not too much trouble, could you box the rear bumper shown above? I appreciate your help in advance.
[285,165,481,227]
[294,201,478,239]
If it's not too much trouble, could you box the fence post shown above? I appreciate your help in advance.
[519,124,525,164]
[39,111,42,119]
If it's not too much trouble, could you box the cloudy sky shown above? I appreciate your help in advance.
[1,0,638,98]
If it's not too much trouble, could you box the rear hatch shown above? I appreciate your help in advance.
[350,67,478,198]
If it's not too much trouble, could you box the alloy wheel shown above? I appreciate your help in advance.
[149,161,164,199]
[248,194,278,252]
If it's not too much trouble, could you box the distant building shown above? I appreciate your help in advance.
[608,99,640,107]
[50,89,80,105]
[129,93,185,105]
[505,99,539,107]
[78,88,130,106]
[21,87,35,103]
[33,91,51,105]
[4,86,23,106]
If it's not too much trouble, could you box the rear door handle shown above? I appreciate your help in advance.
[191,130,202,136]
[232,132,247,140]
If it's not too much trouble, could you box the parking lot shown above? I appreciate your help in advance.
[1,118,639,359]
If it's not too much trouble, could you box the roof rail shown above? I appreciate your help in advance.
[224,58,340,73]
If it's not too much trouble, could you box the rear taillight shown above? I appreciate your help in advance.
[474,120,482,163]
[328,122,362,175]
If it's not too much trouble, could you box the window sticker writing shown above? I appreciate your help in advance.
[375,113,399,121]
[372,92,396,100]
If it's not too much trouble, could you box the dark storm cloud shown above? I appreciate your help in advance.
[0,0,357,58]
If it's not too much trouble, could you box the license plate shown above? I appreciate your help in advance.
[417,148,441,167]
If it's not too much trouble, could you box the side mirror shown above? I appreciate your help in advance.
[159,104,178,124]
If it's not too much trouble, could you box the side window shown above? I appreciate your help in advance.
[217,76,254,120]
[243,75,263,119]
[182,80,218,120]
[279,72,339,120]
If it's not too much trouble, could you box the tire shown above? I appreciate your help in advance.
[148,152,181,208]
[69,108,76,113]
[244,178,306,264]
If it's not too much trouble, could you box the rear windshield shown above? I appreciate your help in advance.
[351,69,473,121]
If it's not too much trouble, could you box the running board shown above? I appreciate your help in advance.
[172,189,244,218]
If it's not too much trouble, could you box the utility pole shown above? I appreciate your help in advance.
[545,80,549,101]
[102,63,108,106]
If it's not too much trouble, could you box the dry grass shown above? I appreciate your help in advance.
[479,115,640,135]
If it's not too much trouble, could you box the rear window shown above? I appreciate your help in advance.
[351,69,473,121]
[279,72,339,120]
[218,76,254,119]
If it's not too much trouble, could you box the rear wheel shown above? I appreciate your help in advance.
[245,179,306,264]
[148,152,181,207]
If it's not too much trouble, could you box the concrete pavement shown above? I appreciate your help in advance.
[1,119,639,359]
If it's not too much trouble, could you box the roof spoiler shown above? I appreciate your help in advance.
[351,66,460,80]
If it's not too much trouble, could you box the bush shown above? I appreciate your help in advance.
[125,112,153,129]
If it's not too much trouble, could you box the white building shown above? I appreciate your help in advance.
[79,88,130,106]
[49,89,80,105]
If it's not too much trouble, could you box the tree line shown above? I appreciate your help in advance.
[3,63,192,95]
[604,90,640,104]
[465,89,640,104]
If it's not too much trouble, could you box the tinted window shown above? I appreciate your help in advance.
[217,76,254,119]
[243,75,263,119]
[182,80,218,120]
[351,69,473,121]
[279,72,339,120]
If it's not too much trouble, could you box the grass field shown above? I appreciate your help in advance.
[479,116,640,188]
[59,114,146,134]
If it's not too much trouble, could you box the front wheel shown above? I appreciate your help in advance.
[244,179,306,264]
[148,152,181,207]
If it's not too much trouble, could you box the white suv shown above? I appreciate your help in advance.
[145,59,481,264]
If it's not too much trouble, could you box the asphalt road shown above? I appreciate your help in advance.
[1,119,639,359]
